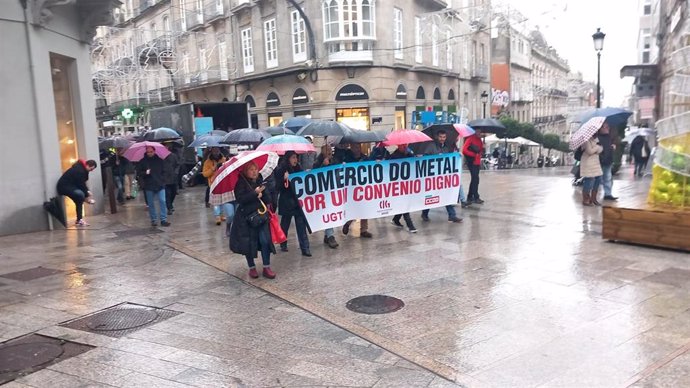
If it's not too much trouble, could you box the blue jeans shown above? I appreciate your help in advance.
[601,164,613,196]
[114,175,125,202]
[280,213,310,251]
[214,202,236,223]
[245,227,271,268]
[422,205,457,219]
[582,176,602,193]
[59,187,86,221]
[145,189,167,223]
[325,228,334,238]
[458,185,466,203]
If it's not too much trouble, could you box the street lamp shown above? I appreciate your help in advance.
[592,28,606,108]
[480,90,489,118]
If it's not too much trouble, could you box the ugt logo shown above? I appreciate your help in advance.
[378,200,391,209]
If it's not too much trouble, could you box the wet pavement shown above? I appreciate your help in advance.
[1,166,689,387]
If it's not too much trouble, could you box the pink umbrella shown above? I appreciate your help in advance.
[256,134,316,155]
[122,141,171,162]
[382,129,433,146]
[453,124,476,138]
[569,117,606,150]
[210,151,280,196]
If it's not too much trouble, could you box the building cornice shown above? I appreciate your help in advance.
[30,0,121,42]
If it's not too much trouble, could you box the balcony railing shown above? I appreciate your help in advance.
[186,10,204,30]
[471,64,489,80]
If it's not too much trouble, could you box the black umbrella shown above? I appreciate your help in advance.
[280,117,312,132]
[143,127,182,141]
[466,119,506,136]
[221,128,271,144]
[99,136,133,150]
[43,197,66,227]
[296,120,353,137]
[265,126,295,136]
[411,124,460,154]
[340,129,387,144]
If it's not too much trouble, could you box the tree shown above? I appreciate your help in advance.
[542,134,561,157]
[497,117,522,139]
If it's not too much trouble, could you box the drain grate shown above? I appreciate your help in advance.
[0,334,93,385]
[346,295,405,314]
[0,267,64,281]
[114,228,163,238]
[60,303,181,338]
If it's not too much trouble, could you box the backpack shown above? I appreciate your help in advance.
[574,146,584,161]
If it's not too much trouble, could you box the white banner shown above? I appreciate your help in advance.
[289,154,462,231]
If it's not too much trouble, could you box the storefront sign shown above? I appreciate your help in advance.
[292,88,309,104]
[266,92,280,107]
[289,154,461,231]
[335,84,369,101]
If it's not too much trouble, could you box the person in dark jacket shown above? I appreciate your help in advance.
[598,122,618,200]
[163,143,181,215]
[230,162,276,279]
[388,145,417,233]
[630,135,651,177]
[341,144,373,238]
[136,146,170,227]
[112,148,129,205]
[57,159,97,226]
[275,151,311,256]
[462,129,484,204]
[313,145,339,249]
[421,130,462,223]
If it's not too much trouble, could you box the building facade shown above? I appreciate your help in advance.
[530,30,570,139]
[0,0,117,236]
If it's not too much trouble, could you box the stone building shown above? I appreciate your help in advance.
[530,30,570,139]
[0,0,117,235]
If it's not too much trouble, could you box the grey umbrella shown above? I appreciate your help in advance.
[265,126,295,136]
[99,136,133,150]
[221,128,271,144]
[466,119,506,136]
[144,127,182,141]
[210,129,228,136]
[340,129,387,144]
[280,117,312,132]
[296,120,353,137]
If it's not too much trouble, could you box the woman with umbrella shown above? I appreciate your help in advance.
[230,161,277,279]
[203,147,230,225]
[570,117,606,206]
[275,151,311,256]
[131,144,171,227]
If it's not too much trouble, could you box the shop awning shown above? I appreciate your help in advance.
[620,64,658,79]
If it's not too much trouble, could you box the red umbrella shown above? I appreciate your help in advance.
[382,129,433,146]
[122,141,170,162]
[210,151,280,197]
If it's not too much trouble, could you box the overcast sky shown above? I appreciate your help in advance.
[492,0,640,107]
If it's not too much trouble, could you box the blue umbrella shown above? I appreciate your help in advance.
[280,117,312,132]
[575,107,632,127]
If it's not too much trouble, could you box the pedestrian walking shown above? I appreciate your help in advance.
[275,151,311,256]
[342,144,373,238]
[203,147,228,225]
[598,122,619,200]
[136,146,170,227]
[388,144,417,233]
[580,136,604,206]
[112,149,129,205]
[421,130,463,223]
[630,135,651,177]
[462,129,485,204]
[56,159,97,226]
[313,145,339,249]
[163,143,180,215]
[230,162,277,279]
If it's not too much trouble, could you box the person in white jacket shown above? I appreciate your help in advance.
[579,136,604,206]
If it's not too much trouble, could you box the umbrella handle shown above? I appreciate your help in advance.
[257,199,268,215]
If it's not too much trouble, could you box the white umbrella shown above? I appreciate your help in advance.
[569,117,606,150]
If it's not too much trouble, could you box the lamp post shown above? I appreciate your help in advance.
[480,90,488,118]
[592,28,605,108]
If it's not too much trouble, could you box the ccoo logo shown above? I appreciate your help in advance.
[378,200,391,209]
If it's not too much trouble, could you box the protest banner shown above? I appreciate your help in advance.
[288,153,461,231]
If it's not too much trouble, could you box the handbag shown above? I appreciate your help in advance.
[468,143,481,153]
[268,208,287,244]
[246,199,268,227]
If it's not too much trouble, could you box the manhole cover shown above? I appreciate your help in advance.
[114,228,163,238]
[0,267,63,281]
[85,308,159,331]
[346,295,405,314]
[0,342,63,373]
[60,303,182,338]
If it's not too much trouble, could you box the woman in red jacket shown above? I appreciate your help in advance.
[462,129,485,204]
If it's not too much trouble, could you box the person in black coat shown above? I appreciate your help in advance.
[230,162,277,279]
[111,149,130,204]
[57,159,97,226]
[275,151,311,257]
[630,135,651,177]
[163,143,180,214]
[388,145,417,233]
[136,147,170,227]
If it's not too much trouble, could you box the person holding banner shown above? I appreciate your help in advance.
[421,130,463,223]
[342,144,373,238]
[275,152,312,257]
[388,144,418,233]
[313,145,340,249]
[229,162,277,279]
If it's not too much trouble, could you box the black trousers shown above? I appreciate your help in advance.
[392,213,414,228]
[165,184,178,211]
[467,163,481,200]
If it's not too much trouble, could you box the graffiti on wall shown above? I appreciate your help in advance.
[492,88,510,107]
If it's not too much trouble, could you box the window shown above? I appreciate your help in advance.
[463,40,469,69]
[393,8,403,59]
[241,28,254,73]
[182,50,190,83]
[432,24,438,66]
[415,16,422,63]
[198,40,207,81]
[643,3,651,15]
[322,0,377,52]
[163,16,170,31]
[446,30,452,70]
[264,18,278,68]
[179,0,186,30]
[219,36,229,80]
[323,0,339,39]
[291,11,307,62]
[361,0,374,36]
[480,43,485,65]
[150,23,156,39]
